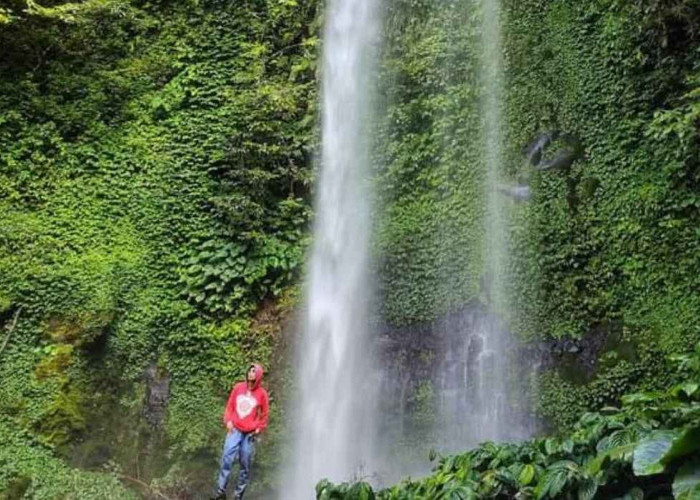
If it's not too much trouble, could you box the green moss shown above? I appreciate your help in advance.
[0,417,136,499]
[0,476,31,500]
[36,387,88,448]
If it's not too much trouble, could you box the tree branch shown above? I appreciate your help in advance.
[119,474,174,500]
[0,306,23,360]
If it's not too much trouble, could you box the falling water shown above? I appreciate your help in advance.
[284,0,380,498]
[433,0,534,451]
[477,0,512,441]
[468,0,533,443]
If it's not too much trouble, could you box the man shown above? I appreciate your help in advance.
[211,363,269,500]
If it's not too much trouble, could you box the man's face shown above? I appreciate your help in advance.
[247,366,257,382]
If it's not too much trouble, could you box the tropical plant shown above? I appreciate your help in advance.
[319,343,700,499]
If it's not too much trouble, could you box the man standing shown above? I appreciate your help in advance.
[211,364,269,500]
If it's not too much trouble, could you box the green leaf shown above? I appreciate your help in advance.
[544,438,558,455]
[536,469,568,499]
[633,430,676,476]
[578,478,597,500]
[662,426,700,464]
[672,383,699,398]
[519,464,535,486]
[562,439,574,454]
[621,392,660,405]
[550,460,579,472]
[587,453,610,476]
[588,442,636,476]
[548,470,569,498]
[673,459,700,500]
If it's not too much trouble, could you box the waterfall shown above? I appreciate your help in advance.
[433,0,534,452]
[284,0,381,497]
[460,0,533,444]
[475,0,512,442]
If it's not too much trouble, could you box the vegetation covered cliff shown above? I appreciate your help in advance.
[0,0,698,498]
[327,0,700,496]
[373,0,699,432]
[0,0,317,497]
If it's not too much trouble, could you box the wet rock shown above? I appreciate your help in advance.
[528,324,615,380]
[523,131,557,166]
[497,184,531,201]
[524,132,584,172]
[375,302,539,448]
[143,364,170,429]
[536,142,583,171]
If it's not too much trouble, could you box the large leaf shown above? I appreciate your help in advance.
[562,439,575,454]
[673,459,700,500]
[535,469,569,499]
[632,426,700,477]
[633,430,677,476]
[671,383,699,399]
[544,439,558,455]
[588,443,635,475]
[663,426,700,464]
[519,464,535,486]
[622,392,662,405]
[598,423,647,454]
[577,478,598,500]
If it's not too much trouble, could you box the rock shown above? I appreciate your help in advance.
[143,363,170,429]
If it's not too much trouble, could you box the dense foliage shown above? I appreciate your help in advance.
[504,0,700,343]
[373,0,486,325]
[502,0,700,428]
[0,0,317,496]
[373,0,700,432]
[375,0,700,338]
[1,0,699,497]
[317,343,700,499]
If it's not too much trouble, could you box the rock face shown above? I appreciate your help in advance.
[143,364,171,429]
[374,302,616,464]
[374,302,538,468]
[542,326,612,379]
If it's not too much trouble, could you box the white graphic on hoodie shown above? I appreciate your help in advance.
[236,392,258,419]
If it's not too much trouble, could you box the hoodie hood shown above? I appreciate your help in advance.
[249,363,264,390]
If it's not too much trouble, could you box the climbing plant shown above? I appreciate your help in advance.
[373,0,700,436]
[0,0,318,495]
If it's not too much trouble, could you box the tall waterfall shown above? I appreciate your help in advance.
[284,0,380,498]
[476,0,512,442]
[433,0,534,452]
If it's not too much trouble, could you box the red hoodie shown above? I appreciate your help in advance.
[223,364,269,434]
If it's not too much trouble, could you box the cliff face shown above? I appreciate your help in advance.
[502,0,700,428]
[0,1,317,497]
[1,0,699,497]
[374,0,700,431]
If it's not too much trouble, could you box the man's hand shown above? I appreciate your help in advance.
[226,421,234,433]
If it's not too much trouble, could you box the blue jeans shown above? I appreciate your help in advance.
[217,429,255,498]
